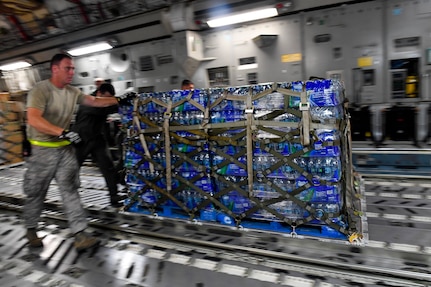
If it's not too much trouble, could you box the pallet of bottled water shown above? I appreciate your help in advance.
[118,79,367,243]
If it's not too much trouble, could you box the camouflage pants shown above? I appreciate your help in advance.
[23,145,88,234]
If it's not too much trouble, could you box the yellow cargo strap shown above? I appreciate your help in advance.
[29,139,71,147]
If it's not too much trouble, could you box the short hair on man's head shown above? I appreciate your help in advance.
[98,83,115,96]
[50,53,72,69]
[181,79,193,87]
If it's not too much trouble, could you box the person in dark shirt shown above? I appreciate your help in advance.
[73,83,124,207]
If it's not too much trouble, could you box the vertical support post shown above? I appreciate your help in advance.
[300,89,310,146]
[164,101,173,192]
[133,98,154,173]
[246,87,254,196]
[342,101,354,210]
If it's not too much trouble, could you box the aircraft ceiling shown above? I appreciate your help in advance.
[0,0,178,52]
[0,0,368,64]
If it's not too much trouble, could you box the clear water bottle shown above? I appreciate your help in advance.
[323,156,341,181]
[322,157,332,180]
[282,163,296,180]
[269,92,285,110]
[124,149,142,169]
[272,177,293,193]
[253,180,268,198]
[307,157,316,175]
[292,157,307,179]
[325,203,340,214]
[141,189,158,204]
[315,157,324,178]
[290,139,303,153]
[197,175,212,192]
[312,106,342,122]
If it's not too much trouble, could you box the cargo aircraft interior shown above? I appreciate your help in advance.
[0,0,430,286]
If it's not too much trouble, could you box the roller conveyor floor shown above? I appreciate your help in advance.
[352,140,431,177]
[0,161,430,287]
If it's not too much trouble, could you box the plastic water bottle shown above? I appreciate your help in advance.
[283,163,296,179]
[292,157,307,179]
[124,150,142,169]
[141,189,157,204]
[196,175,212,192]
[217,212,234,225]
[224,101,235,122]
[315,157,324,177]
[270,92,285,110]
[310,106,342,122]
[307,79,344,123]
[323,156,341,181]
[307,157,316,175]
[253,180,268,198]
[325,203,340,214]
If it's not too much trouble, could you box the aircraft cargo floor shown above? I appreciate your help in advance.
[0,162,430,287]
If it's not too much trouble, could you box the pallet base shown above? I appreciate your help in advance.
[123,203,348,241]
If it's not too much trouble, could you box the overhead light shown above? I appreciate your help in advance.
[0,61,31,71]
[67,41,113,56]
[207,8,278,28]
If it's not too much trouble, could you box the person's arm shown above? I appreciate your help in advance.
[78,104,118,116]
[27,107,63,136]
[81,94,118,107]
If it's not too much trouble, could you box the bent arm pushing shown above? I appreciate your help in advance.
[27,107,64,136]
[81,94,119,107]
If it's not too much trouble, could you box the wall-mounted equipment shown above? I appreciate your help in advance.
[389,58,419,99]
[139,55,154,72]
[238,57,257,70]
[253,35,278,48]
[385,105,416,141]
[0,61,31,71]
[247,72,258,84]
[174,30,214,78]
[67,41,113,56]
[208,66,229,87]
[351,68,376,104]
[362,69,375,86]
[390,69,407,98]
[275,1,294,14]
[110,50,130,73]
[206,8,278,28]
[426,48,431,65]
[393,36,420,48]
[314,34,331,43]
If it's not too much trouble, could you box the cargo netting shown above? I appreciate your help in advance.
[118,80,366,243]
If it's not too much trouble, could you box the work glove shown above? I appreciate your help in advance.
[116,92,137,106]
[22,139,32,157]
[21,125,31,157]
[59,130,82,144]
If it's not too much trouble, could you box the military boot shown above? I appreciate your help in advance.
[26,228,43,247]
[74,231,100,252]
[110,194,127,208]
